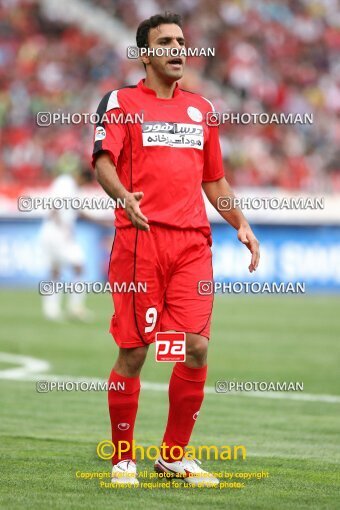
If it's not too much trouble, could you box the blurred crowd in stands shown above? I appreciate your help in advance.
[1,0,339,192]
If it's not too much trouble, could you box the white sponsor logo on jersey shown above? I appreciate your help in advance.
[187,106,203,122]
[142,122,203,150]
[95,126,106,141]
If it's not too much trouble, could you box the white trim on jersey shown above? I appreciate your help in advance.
[201,96,215,112]
[107,90,120,111]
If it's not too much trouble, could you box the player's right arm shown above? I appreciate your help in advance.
[94,152,149,231]
[92,90,149,231]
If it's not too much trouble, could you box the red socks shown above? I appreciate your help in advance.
[161,363,207,462]
[108,364,207,464]
[108,369,140,464]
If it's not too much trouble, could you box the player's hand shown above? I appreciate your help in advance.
[125,191,150,231]
[237,224,260,273]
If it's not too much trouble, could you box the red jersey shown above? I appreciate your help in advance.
[92,79,224,236]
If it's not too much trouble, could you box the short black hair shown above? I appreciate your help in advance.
[136,12,182,48]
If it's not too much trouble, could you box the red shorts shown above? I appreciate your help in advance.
[108,225,214,348]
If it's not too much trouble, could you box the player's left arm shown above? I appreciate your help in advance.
[202,177,260,273]
[202,118,260,273]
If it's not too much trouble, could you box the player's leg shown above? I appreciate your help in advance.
[107,227,166,485]
[160,332,208,458]
[156,333,217,486]
[108,345,148,485]
[113,344,149,377]
[159,230,212,459]
[155,229,218,486]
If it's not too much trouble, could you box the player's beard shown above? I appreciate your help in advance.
[164,66,184,80]
[150,58,185,83]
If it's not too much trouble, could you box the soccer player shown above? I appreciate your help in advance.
[93,13,260,487]
[40,168,94,321]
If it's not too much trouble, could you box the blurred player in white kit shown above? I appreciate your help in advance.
[40,168,94,321]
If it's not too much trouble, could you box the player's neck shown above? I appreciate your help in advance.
[144,75,177,99]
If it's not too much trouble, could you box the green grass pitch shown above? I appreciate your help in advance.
[0,290,339,509]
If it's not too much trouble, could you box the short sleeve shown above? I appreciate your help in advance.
[202,124,225,182]
[92,90,127,168]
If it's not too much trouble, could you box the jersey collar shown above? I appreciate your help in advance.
[137,79,181,98]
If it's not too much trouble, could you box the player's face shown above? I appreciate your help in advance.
[144,23,186,82]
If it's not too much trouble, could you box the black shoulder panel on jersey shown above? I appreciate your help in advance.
[95,86,137,124]
[93,86,137,161]
[93,91,112,155]
[96,90,113,122]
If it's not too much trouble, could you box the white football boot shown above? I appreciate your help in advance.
[154,456,219,487]
[111,459,139,486]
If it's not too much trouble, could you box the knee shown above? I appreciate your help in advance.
[115,346,148,377]
[185,334,208,367]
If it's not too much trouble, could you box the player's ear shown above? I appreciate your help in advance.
[140,55,150,66]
